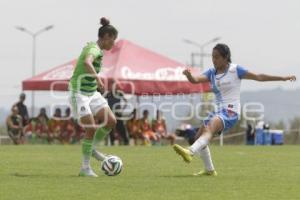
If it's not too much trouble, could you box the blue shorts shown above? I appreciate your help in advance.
[204,109,239,134]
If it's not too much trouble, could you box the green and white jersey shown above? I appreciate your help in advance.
[69,42,103,95]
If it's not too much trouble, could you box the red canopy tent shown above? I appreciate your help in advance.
[22,39,210,95]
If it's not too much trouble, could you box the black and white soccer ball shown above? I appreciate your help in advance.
[101,155,123,176]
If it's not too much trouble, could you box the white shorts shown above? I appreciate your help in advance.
[69,92,109,119]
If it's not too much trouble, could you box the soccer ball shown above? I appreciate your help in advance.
[101,155,123,176]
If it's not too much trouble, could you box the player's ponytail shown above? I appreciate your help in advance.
[98,17,118,38]
[213,43,231,63]
[100,17,110,26]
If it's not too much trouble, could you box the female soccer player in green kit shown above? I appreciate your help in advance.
[69,17,118,177]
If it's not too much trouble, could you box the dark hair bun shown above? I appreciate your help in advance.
[100,17,110,26]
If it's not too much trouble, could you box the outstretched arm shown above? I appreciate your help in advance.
[243,71,296,82]
[183,69,210,84]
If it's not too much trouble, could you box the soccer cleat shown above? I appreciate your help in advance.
[173,144,193,163]
[193,170,218,177]
[78,167,98,177]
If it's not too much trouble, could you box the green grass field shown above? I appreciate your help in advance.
[0,145,300,200]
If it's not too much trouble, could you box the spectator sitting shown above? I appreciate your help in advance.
[152,110,176,145]
[35,108,50,143]
[32,118,48,143]
[126,109,144,145]
[48,108,63,143]
[23,118,38,143]
[14,93,29,126]
[61,108,75,144]
[38,107,49,121]
[139,110,158,145]
[6,105,24,144]
[72,120,85,144]
[23,108,50,144]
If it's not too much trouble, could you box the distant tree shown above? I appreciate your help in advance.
[290,117,300,130]
[270,120,286,130]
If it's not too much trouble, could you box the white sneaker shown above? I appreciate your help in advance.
[78,167,98,177]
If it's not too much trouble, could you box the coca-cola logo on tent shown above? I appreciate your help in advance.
[41,64,196,81]
[121,66,187,81]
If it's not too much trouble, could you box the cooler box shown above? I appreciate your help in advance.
[271,130,284,145]
[264,131,272,145]
[255,128,264,145]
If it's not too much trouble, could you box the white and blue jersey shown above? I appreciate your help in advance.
[203,63,248,133]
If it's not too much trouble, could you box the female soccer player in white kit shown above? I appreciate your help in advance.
[173,43,296,176]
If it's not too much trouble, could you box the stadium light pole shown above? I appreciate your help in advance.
[183,37,221,69]
[15,25,54,117]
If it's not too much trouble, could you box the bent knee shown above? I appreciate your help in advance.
[106,116,117,129]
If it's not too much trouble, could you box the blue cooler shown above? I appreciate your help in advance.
[255,128,264,145]
[264,130,272,145]
[271,130,284,145]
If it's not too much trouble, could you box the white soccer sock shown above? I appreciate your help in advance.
[200,146,215,171]
[92,149,106,161]
[82,155,91,169]
[189,136,209,155]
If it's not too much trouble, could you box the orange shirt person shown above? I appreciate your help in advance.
[139,110,157,145]
[48,108,64,142]
[152,110,176,145]
[126,109,143,145]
